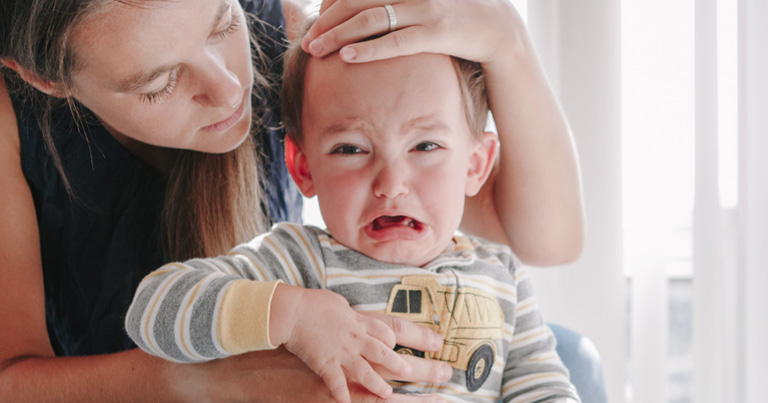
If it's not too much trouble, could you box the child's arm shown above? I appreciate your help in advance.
[501,266,580,402]
[125,224,410,403]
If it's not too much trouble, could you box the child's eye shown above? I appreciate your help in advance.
[414,142,440,152]
[331,145,364,155]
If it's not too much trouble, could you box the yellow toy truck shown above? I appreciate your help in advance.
[386,276,504,391]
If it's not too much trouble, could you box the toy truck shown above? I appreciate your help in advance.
[386,276,504,391]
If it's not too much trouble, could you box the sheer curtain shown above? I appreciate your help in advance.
[525,1,768,402]
[526,1,625,402]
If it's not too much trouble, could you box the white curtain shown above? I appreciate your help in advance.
[526,1,626,403]
[525,1,768,402]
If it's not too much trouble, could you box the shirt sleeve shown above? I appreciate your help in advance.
[124,223,326,362]
[501,264,581,402]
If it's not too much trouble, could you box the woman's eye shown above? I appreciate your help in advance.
[139,69,180,105]
[214,13,240,39]
[331,145,364,155]
[414,142,440,152]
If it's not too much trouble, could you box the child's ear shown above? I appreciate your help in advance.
[465,131,498,197]
[1,60,64,97]
[284,135,316,197]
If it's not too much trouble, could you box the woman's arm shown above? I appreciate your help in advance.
[300,0,585,266]
[0,71,184,402]
[460,9,584,266]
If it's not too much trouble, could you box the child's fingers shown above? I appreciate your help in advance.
[318,366,352,403]
[361,314,396,348]
[360,338,411,378]
[345,357,393,400]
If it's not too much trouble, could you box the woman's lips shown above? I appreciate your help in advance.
[203,99,245,132]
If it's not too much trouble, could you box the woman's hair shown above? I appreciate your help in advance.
[281,20,489,142]
[1,0,269,260]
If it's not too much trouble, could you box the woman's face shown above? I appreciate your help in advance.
[68,0,254,153]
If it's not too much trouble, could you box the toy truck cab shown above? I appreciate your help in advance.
[386,276,504,391]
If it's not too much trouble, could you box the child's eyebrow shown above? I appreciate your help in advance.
[318,122,362,138]
[403,117,449,133]
[316,117,449,138]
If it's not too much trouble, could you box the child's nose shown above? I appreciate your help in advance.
[372,162,409,199]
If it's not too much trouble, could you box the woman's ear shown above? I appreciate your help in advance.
[1,59,63,97]
[465,131,498,197]
[284,135,316,197]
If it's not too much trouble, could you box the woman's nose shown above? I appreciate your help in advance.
[192,56,242,108]
[373,161,409,199]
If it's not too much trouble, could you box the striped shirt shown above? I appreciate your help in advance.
[125,223,579,402]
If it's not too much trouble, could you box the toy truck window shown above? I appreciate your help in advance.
[392,290,408,313]
[408,290,421,313]
[391,289,423,314]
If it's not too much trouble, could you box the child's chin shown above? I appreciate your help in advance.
[365,245,436,268]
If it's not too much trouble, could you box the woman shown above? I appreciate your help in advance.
[0,0,593,401]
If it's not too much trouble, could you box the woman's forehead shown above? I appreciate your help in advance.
[70,0,230,85]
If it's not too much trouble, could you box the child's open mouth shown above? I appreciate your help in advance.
[366,215,425,241]
[372,215,422,231]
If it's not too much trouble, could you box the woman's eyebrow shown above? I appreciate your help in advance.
[210,0,232,32]
[114,0,231,93]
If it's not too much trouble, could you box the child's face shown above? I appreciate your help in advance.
[288,53,496,267]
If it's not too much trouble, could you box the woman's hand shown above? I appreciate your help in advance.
[300,0,520,66]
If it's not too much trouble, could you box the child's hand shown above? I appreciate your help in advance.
[270,284,412,403]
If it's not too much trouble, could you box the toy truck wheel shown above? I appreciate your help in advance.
[394,344,425,358]
[466,344,494,392]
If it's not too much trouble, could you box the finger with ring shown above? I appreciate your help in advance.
[384,4,397,32]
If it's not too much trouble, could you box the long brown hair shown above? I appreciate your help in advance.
[1,0,269,260]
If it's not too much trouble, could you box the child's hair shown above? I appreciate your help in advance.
[281,21,489,143]
[1,0,270,260]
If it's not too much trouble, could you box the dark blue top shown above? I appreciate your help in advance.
[5,0,301,356]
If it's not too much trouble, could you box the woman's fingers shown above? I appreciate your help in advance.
[304,6,390,57]
[363,312,444,352]
[303,0,519,64]
[304,0,430,58]
[305,0,394,45]
[348,382,446,403]
[374,354,453,384]
[336,26,430,63]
